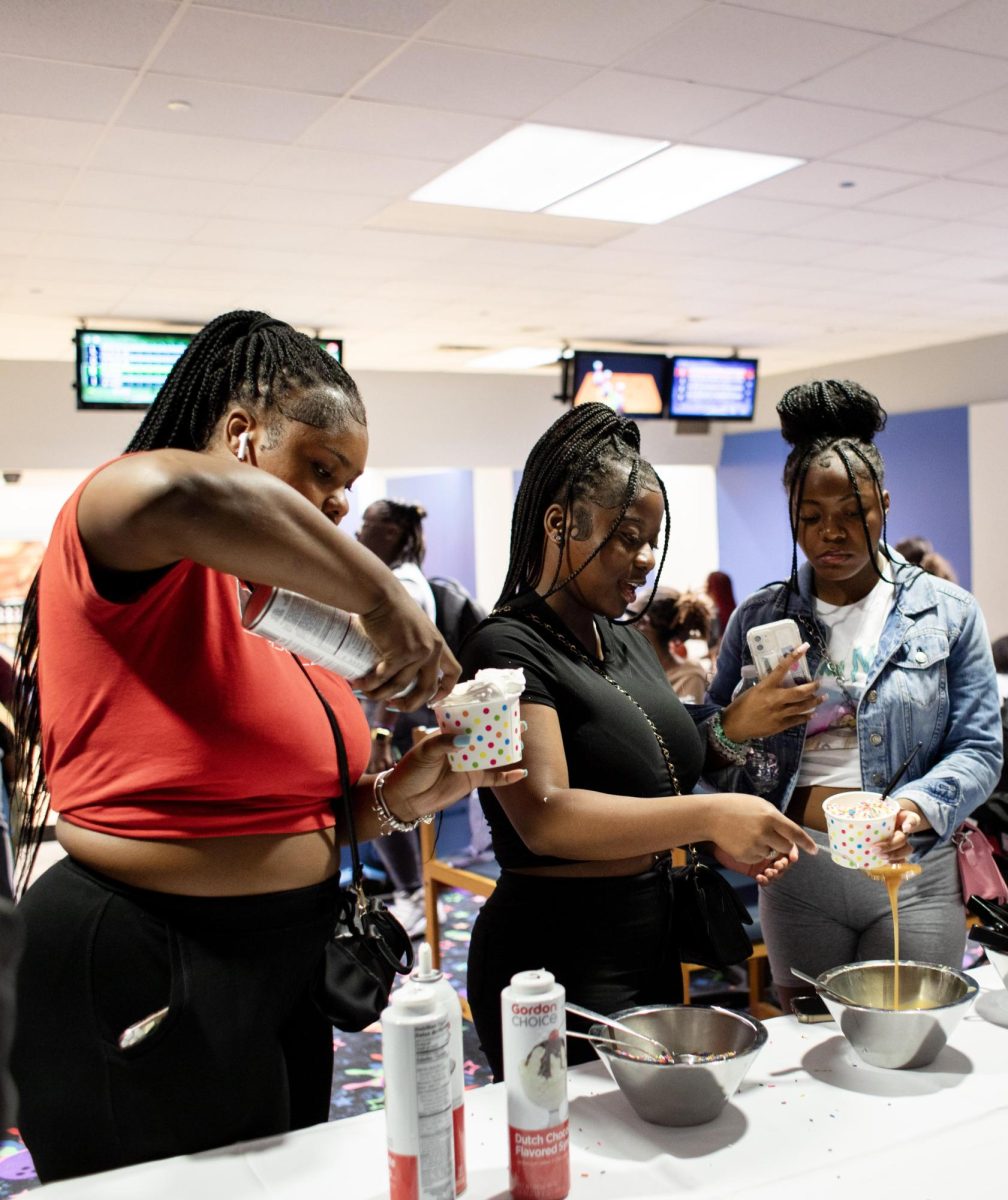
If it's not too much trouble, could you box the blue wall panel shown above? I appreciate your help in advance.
[384,470,477,595]
[716,405,971,603]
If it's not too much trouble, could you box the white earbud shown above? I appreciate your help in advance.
[236,431,250,462]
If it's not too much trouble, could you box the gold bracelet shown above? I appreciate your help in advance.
[372,768,434,835]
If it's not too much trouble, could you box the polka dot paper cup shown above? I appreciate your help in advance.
[822,791,901,870]
[432,695,523,773]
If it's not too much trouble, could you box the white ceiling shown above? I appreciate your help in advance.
[3,0,1008,376]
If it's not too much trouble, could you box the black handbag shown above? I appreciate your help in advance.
[668,845,754,970]
[292,656,414,1031]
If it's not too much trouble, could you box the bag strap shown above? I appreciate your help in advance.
[290,653,367,908]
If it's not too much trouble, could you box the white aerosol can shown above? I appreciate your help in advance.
[501,969,569,1200]
[410,942,467,1195]
[239,583,378,677]
[382,983,455,1200]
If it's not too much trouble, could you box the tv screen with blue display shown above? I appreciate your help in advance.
[668,355,758,421]
[567,350,670,418]
[76,329,344,408]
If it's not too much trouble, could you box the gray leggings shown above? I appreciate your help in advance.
[759,828,965,988]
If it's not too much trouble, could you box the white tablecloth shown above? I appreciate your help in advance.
[38,965,1008,1199]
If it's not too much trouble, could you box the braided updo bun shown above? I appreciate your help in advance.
[777,380,886,449]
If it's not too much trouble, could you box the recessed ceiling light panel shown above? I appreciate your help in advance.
[546,144,805,224]
[410,123,667,213]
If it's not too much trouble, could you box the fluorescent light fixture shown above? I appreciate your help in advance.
[468,346,561,370]
[410,123,667,213]
[546,144,805,224]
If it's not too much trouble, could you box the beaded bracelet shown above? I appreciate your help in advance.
[707,710,750,767]
[372,768,435,835]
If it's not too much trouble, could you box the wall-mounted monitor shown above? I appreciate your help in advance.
[668,355,758,421]
[76,329,193,409]
[565,350,670,418]
[76,329,345,408]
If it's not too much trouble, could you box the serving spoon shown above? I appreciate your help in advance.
[790,967,851,1006]
[564,1001,692,1063]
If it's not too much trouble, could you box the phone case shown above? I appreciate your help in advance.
[746,619,811,683]
[792,996,833,1023]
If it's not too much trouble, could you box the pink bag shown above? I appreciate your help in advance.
[953,819,1008,905]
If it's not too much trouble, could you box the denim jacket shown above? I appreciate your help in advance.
[707,552,1003,855]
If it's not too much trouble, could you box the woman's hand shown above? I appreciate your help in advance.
[711,843,799,887]
[707,794,818,865]
[378,729,525,825]
[877,800,927,863]
[720,645,823,743]
[353,591,461,711]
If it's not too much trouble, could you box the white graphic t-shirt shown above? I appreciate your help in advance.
[796,574,894,789]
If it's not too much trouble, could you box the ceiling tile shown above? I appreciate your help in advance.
[195,0,452,36]
[0,200,58,234]
[619,6,880,91]
[907,254,1008,280]
[954,153,1008,185]
[91,127,284,182]
[422,0,703,67]
[13,256,152,286]
[0,163,76,203]
[217,186,387,226]
[189,216,357,252]
[693,96,905,158]
[0,115,104,167]
[297,98,510,160]
[39,233,179,265]
[786,208,939,243]
[672,195,830,234]
[46,205,206,242]
[788,40,1008,117]
[0,55,134,122]
[356,43,593,118]
[888,221,1005,254]
[862,179,1008,219]
[937,85,1008,134]
[365,200,635,246]
[65,170,236,215]
[254,145,441,194]
[119,74,335,142]
[153,7,400,94]
[529,71,761,140]
[742,161,928,206]
[813,244,950,273]
[722,0,971,36]
[830,120,1008,174]
[909,0,1008,58]
[0,0,177,68]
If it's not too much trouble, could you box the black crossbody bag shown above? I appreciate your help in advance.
[292,655,415,1030]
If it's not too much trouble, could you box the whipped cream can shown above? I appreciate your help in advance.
[502,969,569,1200]
[239,583,378,677]
[382,983,455,1200]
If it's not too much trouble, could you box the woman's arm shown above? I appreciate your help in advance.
[76,450,457,706]
[487,704,817,864]
[894,599,1003,844]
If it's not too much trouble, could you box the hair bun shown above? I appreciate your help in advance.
[776,380,886,448]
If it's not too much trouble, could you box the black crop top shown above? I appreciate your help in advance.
[459,594,704,868]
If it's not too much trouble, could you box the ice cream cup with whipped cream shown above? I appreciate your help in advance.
[431,668,524,773]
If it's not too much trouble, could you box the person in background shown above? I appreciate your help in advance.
[894,534,932,566]
[628,587,714,703]
[919,549,959,584]
[8,311,524,1182]
[994,635,1008,703]
[707,380,1002,1013]
[461,402,820,1079]
[356,499,438,937]
[704,569,737,659]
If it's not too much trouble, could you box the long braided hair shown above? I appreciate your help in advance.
[776,380,897,600]
[373,500,427,568]
[11,310,364,895]
[497,402,669,617]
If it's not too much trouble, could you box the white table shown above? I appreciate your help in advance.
[39,965,1008,1199]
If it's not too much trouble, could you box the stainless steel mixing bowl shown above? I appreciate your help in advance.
[588,1004,767,1126]
[815,960,978,1069]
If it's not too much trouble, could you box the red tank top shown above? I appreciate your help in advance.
[38,470,371,838]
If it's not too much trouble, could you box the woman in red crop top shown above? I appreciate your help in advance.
[8,311,524,1182]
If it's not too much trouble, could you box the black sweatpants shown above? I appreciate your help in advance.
[467,866,682,1081]
[12,857,340,1182]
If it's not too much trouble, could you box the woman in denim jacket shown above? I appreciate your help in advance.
[708,380,1002,1013]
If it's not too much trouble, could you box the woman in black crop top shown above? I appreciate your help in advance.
[463,403,821,1079]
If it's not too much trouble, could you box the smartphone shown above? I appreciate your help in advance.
[746,619,811,684]
[118,1006,170,1050]
[792,994,832,1023]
